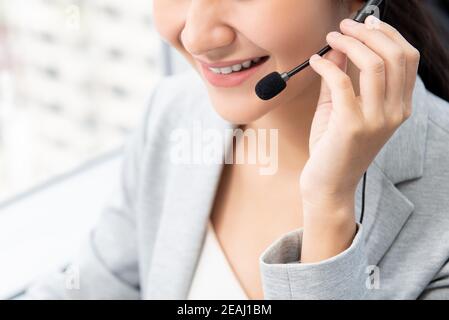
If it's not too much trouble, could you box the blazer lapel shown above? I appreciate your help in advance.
[354,164,415,265]
[144,101,235,299]
[144,162,224,299]
[355,76,429,265]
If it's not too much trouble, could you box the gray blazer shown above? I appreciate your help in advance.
[26,70,449,300]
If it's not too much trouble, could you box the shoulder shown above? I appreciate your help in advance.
[422,90,449,175]
[131,69,232,171]
[140,70,229,144]
[144,70,219,127]
[427,91,449,138]
[410,88,449,215]
[150,70,207,110]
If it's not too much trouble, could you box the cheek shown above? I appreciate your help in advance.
[247,2,337,70]
[153,0,185,49]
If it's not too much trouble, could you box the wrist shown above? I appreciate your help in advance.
[301,188,356,221]
[300,192,357,263]
[301,218,357,263]
[302,200,356,238]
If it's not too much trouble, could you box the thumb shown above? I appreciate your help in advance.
[315,49,348,106]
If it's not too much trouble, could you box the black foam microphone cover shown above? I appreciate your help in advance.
[255,72,287,101]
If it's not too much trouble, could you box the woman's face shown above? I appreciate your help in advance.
[153,0,358,124]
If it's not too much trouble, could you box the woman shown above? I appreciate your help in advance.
[27,0,449,299]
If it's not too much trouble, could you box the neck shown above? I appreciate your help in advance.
[244,78,320,174]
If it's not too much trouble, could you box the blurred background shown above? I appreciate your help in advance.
[0,0,164,201]
[0,0,447,299]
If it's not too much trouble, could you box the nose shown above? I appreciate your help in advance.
[181,0,235,57]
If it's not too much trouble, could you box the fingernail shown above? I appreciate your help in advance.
[342,19,358,27]
[310,54,321,62]
[366,15,380,24]
[327,31,341,40]
[365,15,381,30]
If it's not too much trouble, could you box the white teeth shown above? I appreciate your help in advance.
[208,57,265,74]
[209,67,221,74]
[231,64,242,72]
[220,67,233,74]
[242,60,252,68]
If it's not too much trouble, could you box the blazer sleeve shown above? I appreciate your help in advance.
[22,90,158,300]
[259,223,368,300]
[418,260,449,300]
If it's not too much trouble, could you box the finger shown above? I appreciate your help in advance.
[364,16,420,116]
[340,18,406,119]
[325,48,348,73]
[309,54,359,119]
[326,31,386,122]
[316,50,348,106]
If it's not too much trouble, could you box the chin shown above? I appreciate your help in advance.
[206,88,279,125]
[204,70,317,125]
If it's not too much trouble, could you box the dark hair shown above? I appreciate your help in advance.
[380,0,449,101]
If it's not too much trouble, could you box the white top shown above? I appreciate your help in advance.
[187,220,249,300]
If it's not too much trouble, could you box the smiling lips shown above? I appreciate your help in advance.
[207,57,263,75]
[199,56,269,88]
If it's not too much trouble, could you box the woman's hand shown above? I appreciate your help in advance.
[299,16,420,263]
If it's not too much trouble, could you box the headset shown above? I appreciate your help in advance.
[255,0,385,224]
[255,0,385,101]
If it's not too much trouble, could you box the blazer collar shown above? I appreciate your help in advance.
[144,76,429,299]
